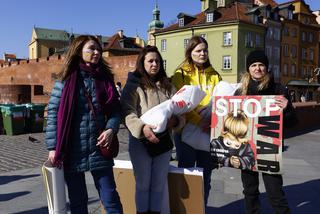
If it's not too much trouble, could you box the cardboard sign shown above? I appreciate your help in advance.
[104,160,205,214]
[210,96,283,174]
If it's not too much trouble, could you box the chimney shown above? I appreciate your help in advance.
[118,30,124,38]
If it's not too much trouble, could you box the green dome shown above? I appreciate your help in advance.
[149,20,164,29]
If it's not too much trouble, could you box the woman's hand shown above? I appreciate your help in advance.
[97,129,114,147]
[48,150,56,164]
[142,124,159,144]
[199,116,211,133]
[275,96,288,110]
[230,156,240,168]
[167,116,179,129]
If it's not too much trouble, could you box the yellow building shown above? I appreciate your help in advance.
[28,27,70,59]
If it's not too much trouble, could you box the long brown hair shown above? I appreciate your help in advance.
[177,35,211,72]
[58,35,113,81]
[134,45,172,92]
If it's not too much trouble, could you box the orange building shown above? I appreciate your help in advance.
[279,0,320,102]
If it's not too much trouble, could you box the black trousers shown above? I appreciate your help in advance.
[241,170,291,214]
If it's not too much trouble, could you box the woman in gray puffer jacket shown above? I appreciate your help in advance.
[45,35,123,214]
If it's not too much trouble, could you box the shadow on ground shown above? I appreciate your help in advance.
[0,191,31,202]
[12,198,101,214]
[0,174,39,185]
[206,179,320,214]
[12,207,48,214]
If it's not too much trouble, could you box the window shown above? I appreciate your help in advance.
[222,56,231,69]
[300,67,303,78]
[309,32,314,43]
[266,10,270,18]
[245,32,253,47]
[161,39,167,52]
[266,46,272,59]
[256,34,262,47]
[267,27,273,39]
[273,65,279,80]
[304,17,310,24]
[274,47,280,59]
[217,0,225,7]
[274,28,280,41]
[301,48,307,60]
[310,49,314,61]
[223,32,232,46]
[206,12,214,22]
[291,64,296,76]
[200,33,206,39]
[291,45,297,58]
[178,18,184,27]
[302,32,306,42]
[288,10,293,20]
[34,85,44,95]
[283,27,289,36]
[253,15,259,24]
[184,39,190,49]
[283,44,289,57]
[303,67,307,78]
[291,28,297,37]
[48,47,55,56]
[163,60,167,70]
[283,64,288,76]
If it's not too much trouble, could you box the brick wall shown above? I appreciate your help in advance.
[0,54,138,104]
[106,55,138,86]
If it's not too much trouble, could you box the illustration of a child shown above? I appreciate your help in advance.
[210,110,255,170]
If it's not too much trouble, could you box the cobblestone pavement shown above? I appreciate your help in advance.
[0,125,129,173]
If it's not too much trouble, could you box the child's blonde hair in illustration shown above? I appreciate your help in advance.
[221,110,249,144]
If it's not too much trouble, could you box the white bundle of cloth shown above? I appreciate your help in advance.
[181,81,241,151]
[140,85,206,133]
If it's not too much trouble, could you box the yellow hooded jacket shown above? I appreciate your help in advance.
[171,62,221,125]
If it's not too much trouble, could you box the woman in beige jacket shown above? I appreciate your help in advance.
[121,46,184,214]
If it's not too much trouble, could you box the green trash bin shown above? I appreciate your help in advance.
[25,103,46,133]
[1,105,26,135]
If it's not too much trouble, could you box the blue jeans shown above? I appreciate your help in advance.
[177,141,213,205]
[129,134,171,212]
[64,168,123,214]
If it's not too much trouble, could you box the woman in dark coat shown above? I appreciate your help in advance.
[235,50,293,214]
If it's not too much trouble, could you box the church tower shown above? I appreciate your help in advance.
[147,1,164,46]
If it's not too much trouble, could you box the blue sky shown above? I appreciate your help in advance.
[0,0,319,59]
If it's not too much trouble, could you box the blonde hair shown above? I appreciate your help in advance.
[221,110,249,144]
[237,72,270,95]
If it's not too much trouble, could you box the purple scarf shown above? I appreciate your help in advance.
[53,63,119,167]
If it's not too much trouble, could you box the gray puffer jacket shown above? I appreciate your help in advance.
[45,71,120,172]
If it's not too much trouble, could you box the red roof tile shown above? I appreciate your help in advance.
[256,0,278,7]
[158,2,259,33]
[4,53,16,59]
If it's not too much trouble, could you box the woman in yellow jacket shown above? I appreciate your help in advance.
[171,35,221,205]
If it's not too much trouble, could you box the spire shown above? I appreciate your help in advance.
[148,0,164,31]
